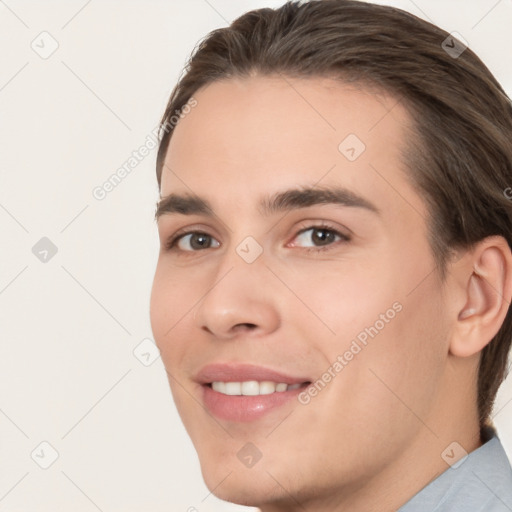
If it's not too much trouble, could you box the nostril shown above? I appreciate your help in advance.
[236,323,257,330]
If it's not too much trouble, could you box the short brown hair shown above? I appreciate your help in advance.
[155,0,512,428]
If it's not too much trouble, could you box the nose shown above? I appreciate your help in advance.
[193,248,280,340]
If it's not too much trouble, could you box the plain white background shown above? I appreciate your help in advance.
[0,1,511,510]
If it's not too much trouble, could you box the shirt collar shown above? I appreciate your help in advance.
[398,425,512,511]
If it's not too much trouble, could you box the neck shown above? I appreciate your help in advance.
[260,419,482,512]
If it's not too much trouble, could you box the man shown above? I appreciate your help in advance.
[149,0,512,510]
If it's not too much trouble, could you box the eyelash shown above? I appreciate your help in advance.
[164,222,350,254]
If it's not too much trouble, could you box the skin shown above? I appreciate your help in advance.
[150,75,512,511]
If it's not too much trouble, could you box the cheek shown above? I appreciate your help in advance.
[281,255,395,346]
[150,270,202,422]
[296,250,448,427]
[342,277,448,431]
[149,263,196,363]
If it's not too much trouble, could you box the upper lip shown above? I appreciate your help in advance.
[195,363,311,385]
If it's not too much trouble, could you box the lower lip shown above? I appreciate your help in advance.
[202,384,307,422]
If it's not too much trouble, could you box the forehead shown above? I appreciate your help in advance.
[160,75,424,220]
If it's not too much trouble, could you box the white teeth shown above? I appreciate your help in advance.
[210,381,304,396]
[224,382,241,395]
[259,381,277,395]
[241,381,260,396]
[211,381,226,393]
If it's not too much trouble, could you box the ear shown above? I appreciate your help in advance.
[450,236,512,358]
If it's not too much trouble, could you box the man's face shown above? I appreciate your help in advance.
[150,76,451,507]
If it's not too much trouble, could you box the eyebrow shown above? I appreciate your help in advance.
[154,185,380,220]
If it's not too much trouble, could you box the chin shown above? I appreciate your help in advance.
[202,472,284,508]
[198,455,286,507]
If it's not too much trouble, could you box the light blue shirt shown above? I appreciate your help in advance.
[398,425,512,511]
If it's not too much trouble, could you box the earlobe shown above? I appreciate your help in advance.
[450,238,512,358]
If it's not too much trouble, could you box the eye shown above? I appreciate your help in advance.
[163,223,350,254]
[165,231,220,252]
[290,224,350,252]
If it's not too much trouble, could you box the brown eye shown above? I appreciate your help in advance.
[166,232,220,252]
[311,228,337,246]
[293,225,349,250]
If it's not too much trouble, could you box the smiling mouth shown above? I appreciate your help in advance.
[201,380,312,422]
[207,380,311,396]
[196,363,313,422]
